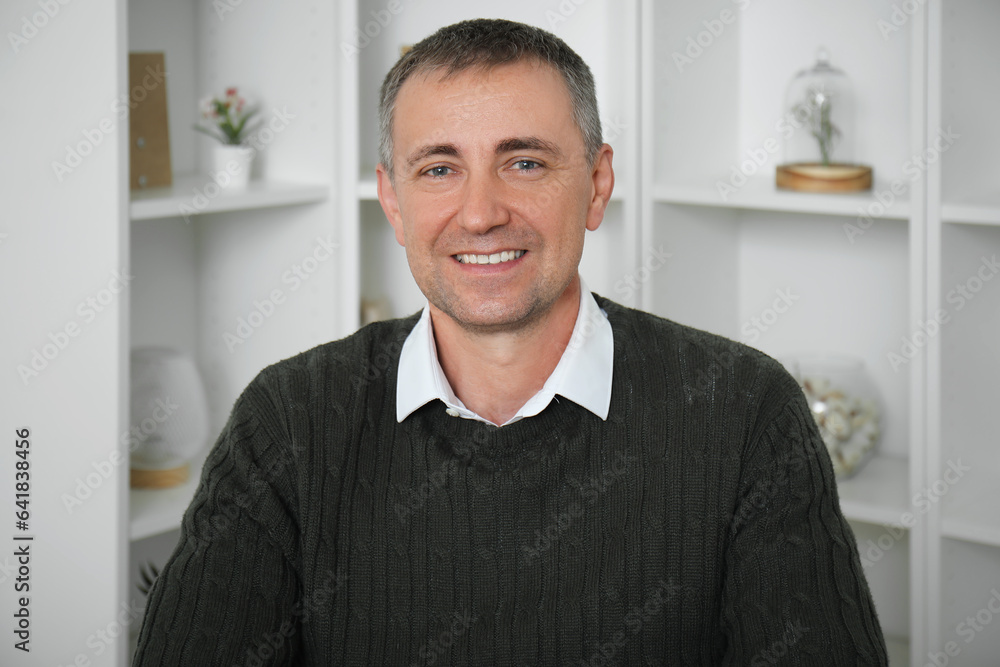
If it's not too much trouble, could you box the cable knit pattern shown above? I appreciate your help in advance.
[133,295,887,666]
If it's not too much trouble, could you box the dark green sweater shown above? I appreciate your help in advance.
[134,296,887,665]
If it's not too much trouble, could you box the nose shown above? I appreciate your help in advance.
[456,170,510,235]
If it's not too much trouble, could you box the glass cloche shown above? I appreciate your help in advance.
[776,48,872,193]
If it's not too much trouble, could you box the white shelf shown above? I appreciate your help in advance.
[837,455,911,527]
[654,178,911,220]
[357,178,378,200]
[942,195,1000,226]
[130,173,329,221]
[886,635,910,665]
[943,483,1000,548]
[129,449,208,541]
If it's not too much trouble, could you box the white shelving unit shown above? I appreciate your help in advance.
[929,3,1000,664]
[642,2,924,660]
[123,2,340,660]
[642,1,1000,664]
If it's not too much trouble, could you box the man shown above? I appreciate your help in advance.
[135,19,887,665]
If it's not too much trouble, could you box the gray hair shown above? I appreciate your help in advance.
[377,18,603,180]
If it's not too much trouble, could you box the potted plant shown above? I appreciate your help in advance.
[794,86,840,167]
[195,87,260,189]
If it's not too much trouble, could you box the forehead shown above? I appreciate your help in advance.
[392,60,578,148]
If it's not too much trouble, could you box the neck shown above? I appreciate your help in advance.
[430,276,582,425]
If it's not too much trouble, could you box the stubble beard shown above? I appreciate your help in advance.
[425,275,559,336]
[417,261,578,337]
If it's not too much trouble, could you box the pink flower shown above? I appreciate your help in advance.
[196,87,257,145]
[223,89,241,112]
[199,95,218,118]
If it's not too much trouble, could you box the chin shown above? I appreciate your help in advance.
[433,295,546,334]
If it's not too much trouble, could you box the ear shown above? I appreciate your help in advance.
[585,144,615,232]
[376,163,406,246]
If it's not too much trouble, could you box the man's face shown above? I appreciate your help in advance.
[377,60,614,333]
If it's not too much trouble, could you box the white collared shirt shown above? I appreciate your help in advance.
[395,278,614,426]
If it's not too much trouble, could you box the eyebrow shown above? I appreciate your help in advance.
[494,136,562,158]
[405,144,460,170]
[404,136,563,170]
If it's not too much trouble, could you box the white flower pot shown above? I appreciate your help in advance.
[213,144,255,190]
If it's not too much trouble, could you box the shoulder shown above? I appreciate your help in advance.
[241,312,421,412]
[271,312,417,373]
[594,294,803,422]
[595,293,775,369]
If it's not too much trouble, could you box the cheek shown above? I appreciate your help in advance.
[401,223,433,262]
[512,182,576,226]
[403,192,456,234]
[549,188,592,238]
[395,201,431,248]
[401,219,450,269]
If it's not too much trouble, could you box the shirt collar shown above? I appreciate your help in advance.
[395,278,614,426]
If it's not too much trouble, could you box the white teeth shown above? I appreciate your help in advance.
[455,250,525,264]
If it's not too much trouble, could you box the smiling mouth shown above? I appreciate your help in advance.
[453,250,526,265]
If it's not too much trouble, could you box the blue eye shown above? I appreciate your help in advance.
[513,160,540,170]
